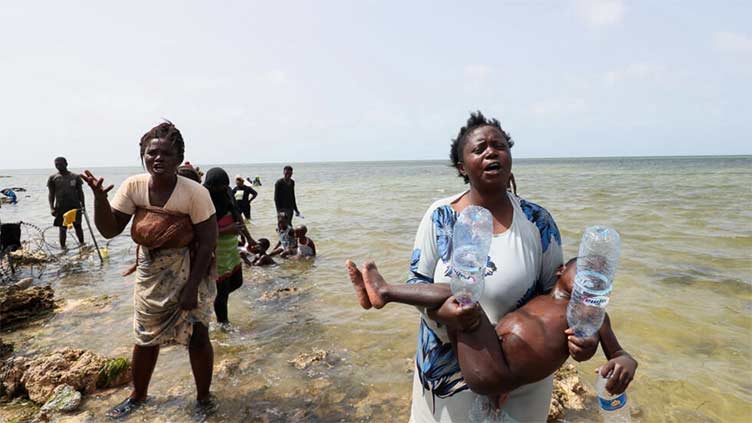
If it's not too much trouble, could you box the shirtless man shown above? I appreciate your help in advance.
[346,258,637,397]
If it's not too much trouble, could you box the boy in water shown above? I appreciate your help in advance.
[270,212,297,257]
[241,238,276,266]
[294,225,316,258]
[346,258,637,397]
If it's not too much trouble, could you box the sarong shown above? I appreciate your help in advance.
[133,246,216,346]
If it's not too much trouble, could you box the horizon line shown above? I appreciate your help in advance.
[1,153,750,172]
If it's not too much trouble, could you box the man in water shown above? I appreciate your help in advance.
[274,165,300,223]
[47,157,85,248]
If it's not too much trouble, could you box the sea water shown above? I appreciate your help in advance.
[0,156,750,422]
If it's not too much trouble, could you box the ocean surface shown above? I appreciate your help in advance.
[1,156,750,422]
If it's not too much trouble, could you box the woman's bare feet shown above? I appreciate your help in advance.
[361,261,389,309]
[346,260,372,309]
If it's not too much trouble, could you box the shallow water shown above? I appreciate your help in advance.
[1,156,751,422]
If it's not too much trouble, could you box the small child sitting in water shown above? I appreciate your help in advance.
[271,213,297,257]
[346,258,638,399]
[294,225,316,258]
[242,238,275,266]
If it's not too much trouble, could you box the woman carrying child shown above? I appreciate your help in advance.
[352,112,604,422]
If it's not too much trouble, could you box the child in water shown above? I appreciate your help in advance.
[294,225,316,258]
[241,238,276,266]
[271,212,297,257]
[346,258,637,399]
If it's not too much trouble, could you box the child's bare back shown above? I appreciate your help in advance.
[493,294,570,387]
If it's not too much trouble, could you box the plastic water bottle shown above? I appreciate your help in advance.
[566,225,621,337]
[595,371,631,422]
[450,206,493,305]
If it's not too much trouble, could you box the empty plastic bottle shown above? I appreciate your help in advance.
[566,225,621,337]
[450,206,493,305]
[595,370,631,422]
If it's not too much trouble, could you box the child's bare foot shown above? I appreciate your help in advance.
[346,260,372,309]
[362,261,389,309]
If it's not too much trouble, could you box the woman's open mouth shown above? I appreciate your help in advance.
[483,162,502,174]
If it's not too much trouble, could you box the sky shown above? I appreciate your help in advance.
[0,0,750,169]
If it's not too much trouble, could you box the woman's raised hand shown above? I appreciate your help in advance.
[81,170,114,198]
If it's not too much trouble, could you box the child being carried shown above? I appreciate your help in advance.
[346,258,637,402]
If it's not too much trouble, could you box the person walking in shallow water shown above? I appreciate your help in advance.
[274,165,300,223]
[232,175,257,220]
[47,157,85,249]
[205,168,246,329]
[81,121,218,419]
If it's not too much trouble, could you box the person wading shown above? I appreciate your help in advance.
[82,121,218,418]
[274,165,300,223]
[47,157,85,248]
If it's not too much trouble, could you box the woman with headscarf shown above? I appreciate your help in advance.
[203,167,247,328]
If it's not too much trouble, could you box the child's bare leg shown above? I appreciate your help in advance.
[346,260,372,309]
[362,261,452,309]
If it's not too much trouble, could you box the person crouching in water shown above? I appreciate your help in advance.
[270,212,297,258]
[203,168,244,328]
[241,238,276,266]
[294,225,316,258]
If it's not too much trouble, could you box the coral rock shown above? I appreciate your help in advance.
[547,363,591,422]
[1,348,132,404]
[40,384,82,413]
[289,349,328,370]
[0,285,55,329]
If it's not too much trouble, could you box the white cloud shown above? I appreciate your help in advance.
[713,31,752,53]
[530,98,587,117]
[575,0,624,27]
[463,64,491,80]
[266,70,289,85]
[604,63,663,84]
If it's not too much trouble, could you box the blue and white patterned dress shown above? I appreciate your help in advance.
[407,191,563,423]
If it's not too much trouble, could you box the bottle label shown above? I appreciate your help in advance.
[583,295,610,308]
[599,393,627,411]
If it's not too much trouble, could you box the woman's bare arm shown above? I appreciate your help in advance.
[179,215,218,310]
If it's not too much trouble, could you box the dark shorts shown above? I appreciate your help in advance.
[238,203,251,220]
[278,208,294,223]
[53,206,82,227]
